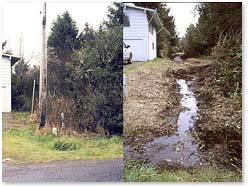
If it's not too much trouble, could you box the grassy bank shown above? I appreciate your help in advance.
[124,160,241,182]
[2,113,122,164]
[123,58,241,182]
[124,57,211,75]
[124,58,174,75]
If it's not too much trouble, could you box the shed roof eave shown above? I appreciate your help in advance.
[124,4,162,27]
[2,54,22,66]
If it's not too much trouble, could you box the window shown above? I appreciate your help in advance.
[124,13,130,27]
[152,42,154,50]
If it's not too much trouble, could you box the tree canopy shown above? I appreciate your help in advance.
[46,3,123,135]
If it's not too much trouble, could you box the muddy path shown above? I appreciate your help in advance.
[124,58,242,172]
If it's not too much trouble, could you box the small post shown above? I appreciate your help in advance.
[123,74,128,98]
[31,79,36,114]
[61,112,65,128]
[52,127,58,137]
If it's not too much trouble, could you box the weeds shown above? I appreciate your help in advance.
[54,139,82,151]
[2,121,122,164]
[124,160,241,182]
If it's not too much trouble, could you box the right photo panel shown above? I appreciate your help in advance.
[123,2,242,182]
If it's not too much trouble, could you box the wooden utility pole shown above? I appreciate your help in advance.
[39,2,47,129]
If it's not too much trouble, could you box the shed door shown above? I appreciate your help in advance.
[124,39,146,61]
[2,86,7,112]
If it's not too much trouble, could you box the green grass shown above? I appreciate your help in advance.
[124,160,241,182]
[124,58,174,75]
[3,122,123,164]
[11,111,30,119]
[2,112,30,123]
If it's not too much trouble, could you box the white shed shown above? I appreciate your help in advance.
[1,54,21,112]
[123,3,162,62]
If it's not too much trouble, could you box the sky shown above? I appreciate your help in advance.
[166,2,199,38]
[2,2,110,66]
[2,2,199,66]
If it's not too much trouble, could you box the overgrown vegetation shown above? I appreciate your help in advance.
[124,160,241,182]
[45,3,123,135]
[182,2,242,97]
[11,60,39,111]
[11,3,123,135]
[179,3,242,170]
[2,113,122,164]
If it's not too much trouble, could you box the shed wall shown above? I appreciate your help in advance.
[1,57,12,112]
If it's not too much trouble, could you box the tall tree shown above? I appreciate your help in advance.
[48,11,79,61]
[47,11,79,96]
[183,2,242,57]
[106,2,123,28]
[12,60,39,111]
[46,3,123,135]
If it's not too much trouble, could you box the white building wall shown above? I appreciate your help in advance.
[123,7,149,61]
[148,23,157,60]
[1,57,12,112]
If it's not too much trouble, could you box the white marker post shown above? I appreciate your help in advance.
[61,112,65,128]
[123,74,128,98]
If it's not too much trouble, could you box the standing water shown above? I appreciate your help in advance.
[144,79,202,168]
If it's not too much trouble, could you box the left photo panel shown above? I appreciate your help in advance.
[1,2,123,182]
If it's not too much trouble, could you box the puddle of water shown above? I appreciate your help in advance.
[144,79,202,168]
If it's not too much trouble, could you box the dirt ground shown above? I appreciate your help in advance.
[124,65,179,153]
[124,58,242,172]
[124,59,210,152]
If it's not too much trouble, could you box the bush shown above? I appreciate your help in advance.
[12,61,39,111]
[47,9,123,135]
[53,139,82,151]
[212,34,242,98]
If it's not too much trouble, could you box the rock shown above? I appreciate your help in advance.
[3,157,12,162]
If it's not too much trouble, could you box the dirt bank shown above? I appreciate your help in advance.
[124,58,209,154]
[169,60,242,171]
[124,64,180,153]
[124,58,241,172]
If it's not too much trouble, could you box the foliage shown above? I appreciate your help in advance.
[2,40,7,50]
[182,2,242,97]
[212,34,242,98]
[53,139,82,151]
[105,2,123,27]
[3,121,123,164]
[47,3,122,135]
[124,160,241,182]
[11,60,39,111]
[48,11,79,61]
[182,2,242,57]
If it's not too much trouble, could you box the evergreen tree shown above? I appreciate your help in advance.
[48,11,79,61]
[12,60,39,111]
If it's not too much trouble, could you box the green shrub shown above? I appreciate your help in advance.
[212,34,242,98]
[53,139,82,151]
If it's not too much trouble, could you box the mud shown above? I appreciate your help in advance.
[143,78,203,169]
[124,66,181,153]
[124,58,242,172]
[174,62,242,171]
